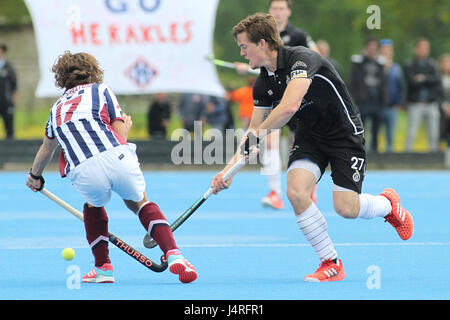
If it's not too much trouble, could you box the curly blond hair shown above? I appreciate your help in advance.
[51,51,103,89]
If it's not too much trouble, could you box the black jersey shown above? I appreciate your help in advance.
[253,46,364,140]
[279,22,315,48]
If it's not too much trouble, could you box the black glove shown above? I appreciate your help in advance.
[240,132,260,156]
[29,169,45,191]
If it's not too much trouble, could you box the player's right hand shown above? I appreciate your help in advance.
[211,172,233,195]
[122,113,132,132]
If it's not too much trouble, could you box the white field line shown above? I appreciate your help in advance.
[179,242,450,248]
[1,241,449,250]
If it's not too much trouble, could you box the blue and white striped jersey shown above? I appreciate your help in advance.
[45,83,126,175]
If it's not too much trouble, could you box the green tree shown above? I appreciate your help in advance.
[213,0,450,83]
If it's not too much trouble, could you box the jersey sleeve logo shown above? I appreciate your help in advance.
[290,69,308,79]
[292,61,307,70]
[282,34,291,44]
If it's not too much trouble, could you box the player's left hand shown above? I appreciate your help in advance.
[240,131,260,156]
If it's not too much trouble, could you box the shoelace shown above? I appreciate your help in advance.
[304,260,340,280]
[86,269,97,277]
[185,260,196,270]
[315,259,334,271]
[316,260,339,278]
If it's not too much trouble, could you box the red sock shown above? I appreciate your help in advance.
[138,202,178,255]
[83,204,110,267]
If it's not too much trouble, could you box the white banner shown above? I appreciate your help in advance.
[25,0,224,97]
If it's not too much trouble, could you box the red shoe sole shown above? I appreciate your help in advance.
[395,209,414,240]
[170,263,198,283]
[304,269,346,282]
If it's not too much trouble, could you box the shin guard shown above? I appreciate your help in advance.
[138,202,178,254]
[83,204,110,267]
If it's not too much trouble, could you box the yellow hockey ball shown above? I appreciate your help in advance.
[62,248,75,261]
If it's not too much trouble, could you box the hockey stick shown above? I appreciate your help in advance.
[40,188,168,272]
[143,157,247,249]
[205,54,260,75]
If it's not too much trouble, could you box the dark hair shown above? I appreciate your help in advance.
[268,0,292,9]
[51,51,103,89]
[365,37,379,46]
[232,13,283,51]
[0,43,7,52]
[415,37,429,46]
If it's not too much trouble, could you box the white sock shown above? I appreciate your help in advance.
[261,149,282,194]
[296,203,338,262]
[358,194,392,219]
[268,172,282,195]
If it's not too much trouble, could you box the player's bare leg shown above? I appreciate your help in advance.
[334,187,414,240]
[333,190,361,219]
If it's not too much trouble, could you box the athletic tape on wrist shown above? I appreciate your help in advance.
[29,169,45,191]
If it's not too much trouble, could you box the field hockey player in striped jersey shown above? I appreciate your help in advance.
[25,51,197,284]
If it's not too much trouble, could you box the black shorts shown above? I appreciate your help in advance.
[287,130,367,193]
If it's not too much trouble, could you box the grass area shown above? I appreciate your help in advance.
[0,104,443,152]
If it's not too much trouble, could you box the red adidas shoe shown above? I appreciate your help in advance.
[82,263,114,283]
[167,250,197,283]
[261,190,284,209]
[380,188,414,240]
[304,259,345,282]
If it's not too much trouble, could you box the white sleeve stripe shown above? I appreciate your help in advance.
[314,74,364,135]
[253,106,272,109]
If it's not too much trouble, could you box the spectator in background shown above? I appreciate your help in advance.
[223,85,235,131]
[0,42,17,139]
[349,38,386,152]
[379,39,404,153]
[205,95,229,135]
[177,93,207,140]
[270,0,318,52]
[439,53,450,146]
[234,0,319,77]
[230,76,256,130]
[404,38,442,152]
[147,92,171,140]
[316,39,342,77]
